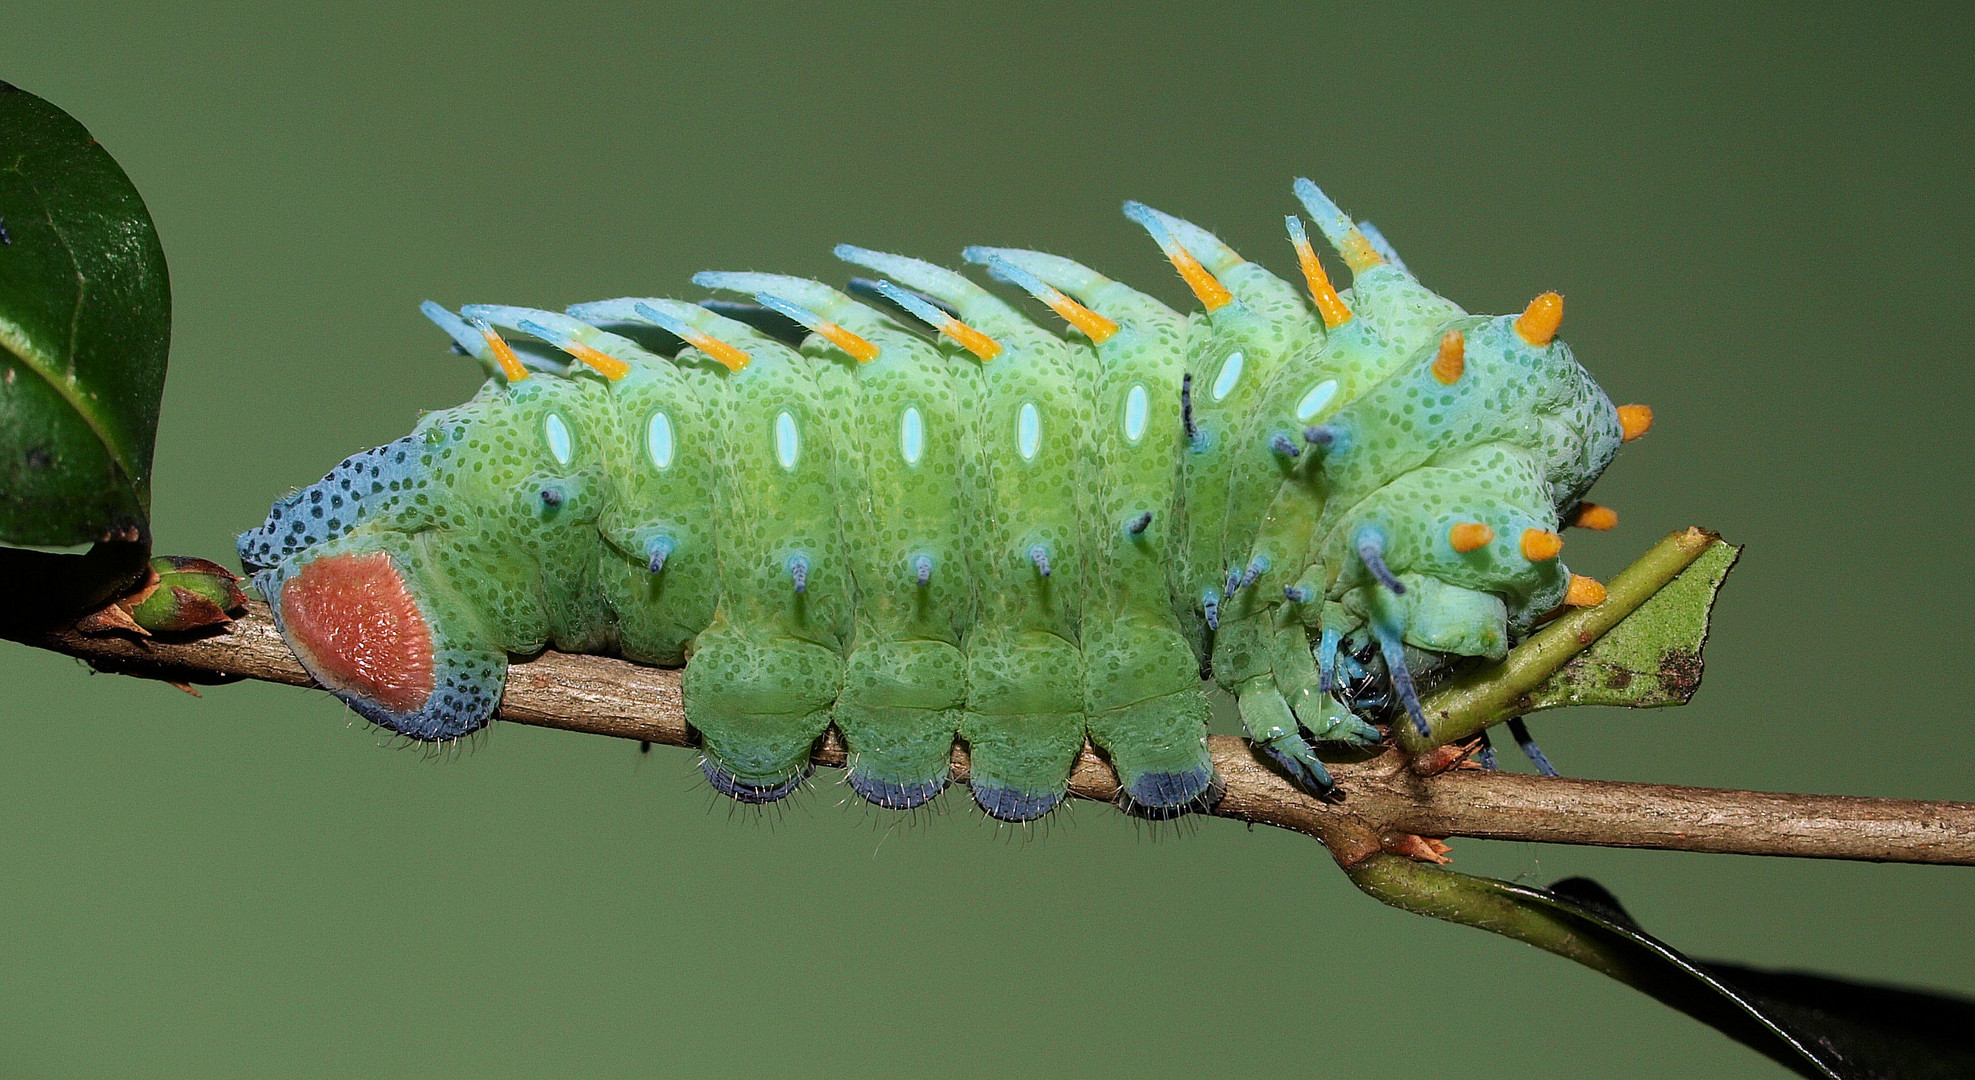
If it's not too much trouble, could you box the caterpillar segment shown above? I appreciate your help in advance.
[698,271,976,810]
[972,245,1217,817]
[623,300,850,800]
[1180,190,1470,784]
[1119,203,1351,789]
[238,178,1649,820]
[834,244,1103,821]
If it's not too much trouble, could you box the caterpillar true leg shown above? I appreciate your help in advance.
[1270,617,1380,747]
[1239,676,1335,794]
[1506,717,1559,777]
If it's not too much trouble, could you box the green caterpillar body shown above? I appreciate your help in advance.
[237,179,1641,820]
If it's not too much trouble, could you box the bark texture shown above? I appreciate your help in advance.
[12,598,1973,867]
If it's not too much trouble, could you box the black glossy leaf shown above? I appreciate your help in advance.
[1354,856,1975,1079]
[0,81,169,547]
[1546,878,1975,1080]
[1697,961,1975,1080]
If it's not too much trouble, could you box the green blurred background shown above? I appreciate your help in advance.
[1,3,1969,1077]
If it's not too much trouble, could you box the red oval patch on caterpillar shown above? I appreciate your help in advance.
[281,552,434,714]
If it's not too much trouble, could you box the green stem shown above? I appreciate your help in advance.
[1348,854,1630,977]
[1345,853,1846,1079]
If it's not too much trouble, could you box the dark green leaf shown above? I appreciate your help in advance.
[1523,541,1741,711]
[1350,858,1975,1079]
[0,81,169,546]
[1406,530,1738,750]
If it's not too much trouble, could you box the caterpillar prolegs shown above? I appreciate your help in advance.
[237,178,1651,821]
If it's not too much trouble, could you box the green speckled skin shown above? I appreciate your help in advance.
[584,326,722,667]
[660,301,856,798]
[423,376,616,656]
[794,281,978,807]
[1079,273,1214,815]
[240,180,1638,818]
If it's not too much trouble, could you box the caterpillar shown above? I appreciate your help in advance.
[237,178,1651,821]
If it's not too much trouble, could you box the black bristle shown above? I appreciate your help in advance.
[1181,372,1197,444]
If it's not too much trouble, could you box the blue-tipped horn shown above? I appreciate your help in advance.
[1507,717,1559,777]
[420,301,489,360]
[1239,555,1270,590]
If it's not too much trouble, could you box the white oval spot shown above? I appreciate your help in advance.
[543,412,573,465]
[1123,383,1149,443]
[899,406,924,465]
[1295,379,1339,421]
[774,410,800,471]
[1211,350,1245,401]
[1016,401,1041,461]
[645,410,674,470]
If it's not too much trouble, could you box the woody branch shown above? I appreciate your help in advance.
[11,595,1973,869]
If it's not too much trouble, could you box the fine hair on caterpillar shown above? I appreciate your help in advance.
[239,176,1653,823]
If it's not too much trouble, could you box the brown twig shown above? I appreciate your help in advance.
[11,598,1974,867]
